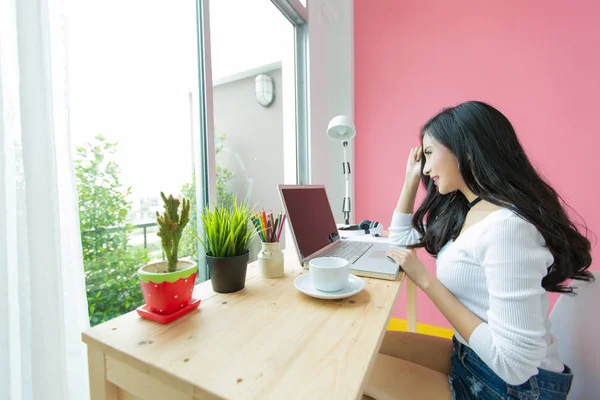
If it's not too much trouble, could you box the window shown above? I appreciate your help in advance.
[67,0,200,326]
[197,0,308,278]
[66,0,308,325]
[205,0,295,263]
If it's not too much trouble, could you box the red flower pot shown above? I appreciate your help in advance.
[138,260,198,315]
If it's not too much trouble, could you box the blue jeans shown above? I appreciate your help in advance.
[449,337,573,399]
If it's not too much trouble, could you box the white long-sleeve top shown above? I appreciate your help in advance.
[389,208,564,385]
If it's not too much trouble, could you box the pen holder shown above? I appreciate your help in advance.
[257,242,284,278]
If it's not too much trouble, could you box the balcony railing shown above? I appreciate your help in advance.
[81,221,196,261]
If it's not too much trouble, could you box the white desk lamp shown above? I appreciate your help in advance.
[327,115,356,225]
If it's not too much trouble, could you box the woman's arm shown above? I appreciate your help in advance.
[396,146,422,213]
[420,279,483,343]
[385,249,484,340]
[467,216,550,385]
[388,182,421,246]
[395,178,420,214]
[389,147,423,246]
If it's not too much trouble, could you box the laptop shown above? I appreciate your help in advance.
[278,184,400,280]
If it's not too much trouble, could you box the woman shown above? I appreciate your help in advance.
[365,101,593,400]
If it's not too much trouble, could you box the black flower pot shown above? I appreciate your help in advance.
[206,251,250,293]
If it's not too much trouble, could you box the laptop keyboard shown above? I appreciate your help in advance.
[320,241,372,264]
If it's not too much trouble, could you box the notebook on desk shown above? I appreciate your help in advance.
[278,184,400,280]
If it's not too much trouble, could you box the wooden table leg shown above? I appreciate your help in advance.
[87,345,118,400]
[406,278,417,332]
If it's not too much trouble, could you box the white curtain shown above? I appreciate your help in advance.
[0,0,91,399]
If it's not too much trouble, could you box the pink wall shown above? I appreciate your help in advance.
[354,0,600,329]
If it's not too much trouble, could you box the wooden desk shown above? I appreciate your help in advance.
[83,250,408,400]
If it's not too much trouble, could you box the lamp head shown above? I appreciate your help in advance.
[327,115,356,141]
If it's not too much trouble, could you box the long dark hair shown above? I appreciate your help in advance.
[410,101,593,293]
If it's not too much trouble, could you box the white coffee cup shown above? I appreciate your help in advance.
[309,257,349,292]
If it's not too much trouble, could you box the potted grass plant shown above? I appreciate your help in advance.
[137,192,198,315]
[198,200,255,293]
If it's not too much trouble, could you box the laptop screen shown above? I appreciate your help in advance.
[279,186,340,260]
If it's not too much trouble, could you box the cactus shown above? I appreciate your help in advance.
[156,192,191,273]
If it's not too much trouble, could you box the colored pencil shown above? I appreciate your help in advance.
[252,217,265,242]
[271,213,280,242]
[276,213,286,242]
[260,211,267,239]
[268,211,275,241]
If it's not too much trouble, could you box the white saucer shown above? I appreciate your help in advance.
[294,273,365,300]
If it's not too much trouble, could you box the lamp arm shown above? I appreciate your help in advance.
[342,141,351,225]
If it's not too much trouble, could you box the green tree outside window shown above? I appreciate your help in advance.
[75,136,148,326]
